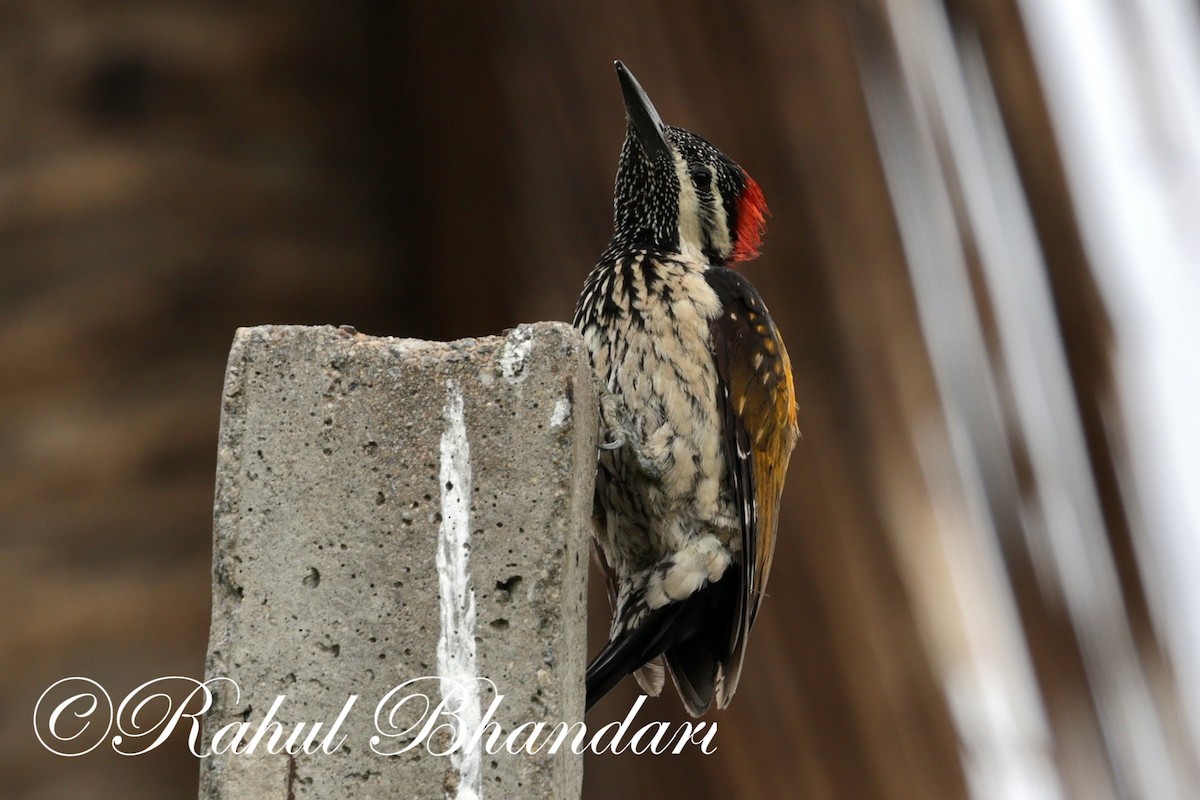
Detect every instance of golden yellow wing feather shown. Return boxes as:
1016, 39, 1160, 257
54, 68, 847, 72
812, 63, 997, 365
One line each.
705, 267, 798, 703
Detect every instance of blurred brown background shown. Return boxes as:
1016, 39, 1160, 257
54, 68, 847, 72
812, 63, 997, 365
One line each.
3, 1, 1198, 798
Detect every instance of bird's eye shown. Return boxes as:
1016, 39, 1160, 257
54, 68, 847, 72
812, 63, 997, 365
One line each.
690, 169, 712, 190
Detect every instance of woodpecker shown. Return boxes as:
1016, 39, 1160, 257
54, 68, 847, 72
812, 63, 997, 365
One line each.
574, 62, 799, 716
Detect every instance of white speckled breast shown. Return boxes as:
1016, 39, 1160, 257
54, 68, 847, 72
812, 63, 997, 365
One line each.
574, 250, 738, 594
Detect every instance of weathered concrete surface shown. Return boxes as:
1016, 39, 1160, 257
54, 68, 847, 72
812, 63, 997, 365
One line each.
199, 323, 595, 799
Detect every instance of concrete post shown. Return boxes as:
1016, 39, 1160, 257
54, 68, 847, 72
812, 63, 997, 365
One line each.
199, 323, 595, 799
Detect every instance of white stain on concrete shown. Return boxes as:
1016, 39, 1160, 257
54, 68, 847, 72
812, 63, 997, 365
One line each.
436, 383, 481, 800
498, 326, 533, 381
549, 397, 571, 430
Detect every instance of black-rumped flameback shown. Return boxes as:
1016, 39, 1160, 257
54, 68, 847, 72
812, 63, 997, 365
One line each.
574, 62, 799, 716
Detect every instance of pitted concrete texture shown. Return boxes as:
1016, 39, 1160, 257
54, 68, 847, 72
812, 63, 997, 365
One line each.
199, 323, 595, 799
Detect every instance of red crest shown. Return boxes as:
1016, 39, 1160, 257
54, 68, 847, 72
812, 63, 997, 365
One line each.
731, 170, 769, 263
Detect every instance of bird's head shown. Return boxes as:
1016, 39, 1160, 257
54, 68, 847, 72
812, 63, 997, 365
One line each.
610, 61, 768, 266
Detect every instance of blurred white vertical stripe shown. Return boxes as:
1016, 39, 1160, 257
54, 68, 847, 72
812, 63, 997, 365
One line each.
1018, 0, 1200, 752
861, 2, 1068, 797
862, 0, 1200, 795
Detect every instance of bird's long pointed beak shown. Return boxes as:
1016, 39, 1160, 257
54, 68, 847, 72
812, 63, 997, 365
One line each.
615, 61, 670, 161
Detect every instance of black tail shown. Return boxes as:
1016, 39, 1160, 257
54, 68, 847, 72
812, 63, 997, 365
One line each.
585, 572, 739, 713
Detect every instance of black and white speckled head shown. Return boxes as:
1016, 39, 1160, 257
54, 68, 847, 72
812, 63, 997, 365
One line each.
609, 61, 768, 266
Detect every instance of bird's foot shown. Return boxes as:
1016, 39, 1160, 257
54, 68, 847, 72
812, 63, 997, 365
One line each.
597, 387, 633, 452
596, 386, 665, 481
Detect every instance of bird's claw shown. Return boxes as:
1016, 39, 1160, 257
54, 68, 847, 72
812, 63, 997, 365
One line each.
597, 387, 663, 480
598, 387, 633, 450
